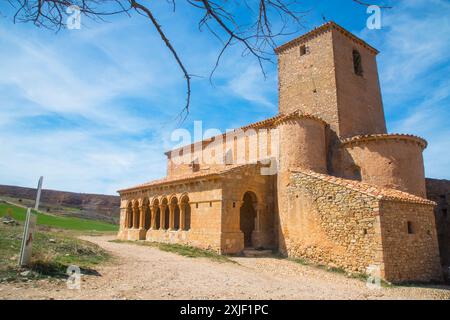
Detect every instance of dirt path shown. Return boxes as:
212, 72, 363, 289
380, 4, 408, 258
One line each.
1, 235, 449, 300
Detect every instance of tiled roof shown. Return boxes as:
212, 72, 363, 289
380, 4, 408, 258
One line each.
290, 168, 436, 205
273, 109, 327, 126
164, 109, 325, 156
118, 164, 254, 193
341, 133, 428, 149
274, 21, 379, 55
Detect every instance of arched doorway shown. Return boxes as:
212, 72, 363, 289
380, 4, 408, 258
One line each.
240, 191, 257, 248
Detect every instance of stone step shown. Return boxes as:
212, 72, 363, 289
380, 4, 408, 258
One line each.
242, 248, 274, 257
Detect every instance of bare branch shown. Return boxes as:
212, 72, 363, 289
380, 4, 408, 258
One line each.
4, 0, 392, 122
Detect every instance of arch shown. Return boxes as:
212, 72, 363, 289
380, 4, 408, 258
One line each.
126, 201, 133, 229
151, 197, 160, 207
180, 195, 191, 231
168, 194, 178, 204
240, 191, 258, 247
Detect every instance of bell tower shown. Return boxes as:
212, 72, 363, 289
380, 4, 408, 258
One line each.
275, 21, 387, 138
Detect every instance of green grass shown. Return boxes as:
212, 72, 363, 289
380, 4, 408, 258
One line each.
0, 202, 118, 232
112, 239, 236, 264
0, 223, 111, 281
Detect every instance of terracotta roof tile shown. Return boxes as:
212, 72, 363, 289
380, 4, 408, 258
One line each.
118, 164, 254, 193
290, 168, 436, 205
165, 109, 325, 155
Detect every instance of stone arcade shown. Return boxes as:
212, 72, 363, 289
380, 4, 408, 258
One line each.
117, 22, 448, 283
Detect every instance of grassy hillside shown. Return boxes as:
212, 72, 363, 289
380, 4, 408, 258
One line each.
0, 202, 118, 232
0, 202, 115, 281
0, 185, 120, 223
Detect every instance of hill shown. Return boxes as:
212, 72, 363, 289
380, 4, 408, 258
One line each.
0, 184, 119, 224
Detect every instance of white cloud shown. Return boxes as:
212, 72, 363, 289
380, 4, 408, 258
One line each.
362, 0, 450, 179
225, 64, 277, 109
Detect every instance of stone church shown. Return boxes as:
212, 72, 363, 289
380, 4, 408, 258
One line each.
117, 22, 449, 283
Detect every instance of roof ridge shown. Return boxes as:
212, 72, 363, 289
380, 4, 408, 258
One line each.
274, 21, 379, 55
118, 164, 256, 193
290, 168, 435, 205
165, 109, 326, 156
341, 133, 428, 149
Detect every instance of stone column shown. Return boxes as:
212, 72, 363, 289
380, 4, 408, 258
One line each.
168, 204, 175, 231
253, 203, 261, 232
160, 204, 166, 230
252, 203, 265, 248
139, 206, 145, 230
123, 209, 128, 229
180, 203, 186, 231
150, 206, 156, 230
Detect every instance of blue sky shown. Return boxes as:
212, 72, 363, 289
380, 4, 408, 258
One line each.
0, 0, 449, 195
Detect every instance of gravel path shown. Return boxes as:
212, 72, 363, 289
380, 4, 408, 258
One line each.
1, 235, 449, 300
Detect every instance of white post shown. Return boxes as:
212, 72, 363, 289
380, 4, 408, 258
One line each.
34, 176, 43, 211
18, 177, 43, 267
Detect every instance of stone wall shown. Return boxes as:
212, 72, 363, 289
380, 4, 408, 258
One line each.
379, 201, 442, 282
426, 178, 450, 274
340, 135, 427, 197
282, 170, 442, 283
118, 176, 224, 252
277, 116, 327, 173
118, 165, 276, 254
331, 28, 386, 138
166, 125, 278, 178
277, 23, 386, 138
277, 29, 338, 129
282, 170, 383, 275
221, 165, 276, 253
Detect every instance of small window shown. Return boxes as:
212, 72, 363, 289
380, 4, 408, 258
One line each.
210, 202, 213, 207
407, 221, 414, 234
352, 49, 363, 76
195, 203, 199, 209
300, 45, 308, 56
190, 159, 200, 172
232, 202, 236, 208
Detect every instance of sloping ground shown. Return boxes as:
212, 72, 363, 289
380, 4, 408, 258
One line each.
1, 235, 449, 300
0, 184, 119, 223
0, 203, 118, 232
